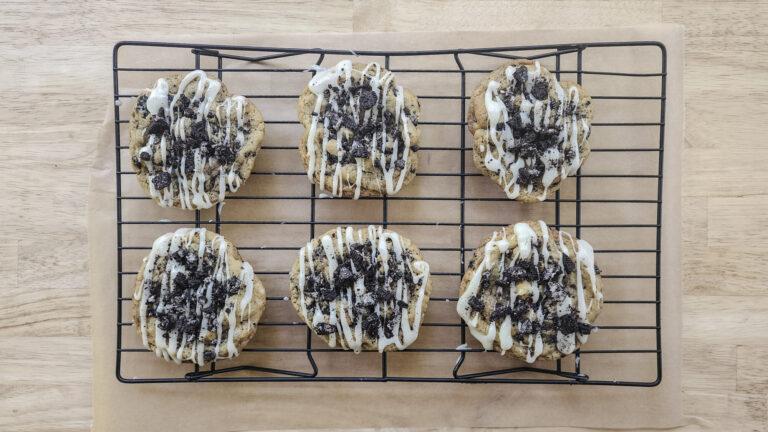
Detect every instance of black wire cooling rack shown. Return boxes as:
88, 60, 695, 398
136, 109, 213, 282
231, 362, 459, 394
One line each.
113, 40, 666, 385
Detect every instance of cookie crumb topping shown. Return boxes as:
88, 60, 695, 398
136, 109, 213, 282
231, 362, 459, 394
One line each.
481, 62, 592, 201
304, 60, 419, 198
294, 226, 430, 352
135, 228, 255, 365
457, 221, 602, 362
134, 71, 255, 209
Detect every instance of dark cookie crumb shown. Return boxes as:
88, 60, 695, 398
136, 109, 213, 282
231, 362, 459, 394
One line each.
513, 66, 528, 85
363, 313, 380, 338
562, 254, 575, 274
152, 172, 171, 190
358, 90, 378, 110
146, 117, 169, 136
314, 322, 336, 335
490, 303, 512, 321
577, 321, 592, 335
468, 295, 485, 313
557, 313, 577, 335
531, 79, 549, 100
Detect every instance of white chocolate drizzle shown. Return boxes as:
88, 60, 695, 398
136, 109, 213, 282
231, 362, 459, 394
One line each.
456, 221, 600, 363
134, 228, 255, 364
305, 60, 416, 198
481, 62, 591, 201
295, 226, 430, 352
137, 70, 251, 209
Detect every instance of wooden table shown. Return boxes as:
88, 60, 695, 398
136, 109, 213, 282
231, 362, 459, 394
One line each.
1, 1, 764, 430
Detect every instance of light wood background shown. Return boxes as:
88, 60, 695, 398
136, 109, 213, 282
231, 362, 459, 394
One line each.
1, 1, 765, 430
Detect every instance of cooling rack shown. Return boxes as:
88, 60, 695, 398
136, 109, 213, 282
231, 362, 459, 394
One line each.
113, 40, 666, 385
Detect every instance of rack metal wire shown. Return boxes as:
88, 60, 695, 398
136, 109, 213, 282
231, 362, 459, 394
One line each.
113, 40, 666, 385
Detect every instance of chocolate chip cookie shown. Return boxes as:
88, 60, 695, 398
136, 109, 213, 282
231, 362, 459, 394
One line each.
457, 221, 603, 362
132, 228, 266, 365
289, 226, 432, 352
297, 60, 421, 198
129, 71, 265, 209
468, 60, 594, 202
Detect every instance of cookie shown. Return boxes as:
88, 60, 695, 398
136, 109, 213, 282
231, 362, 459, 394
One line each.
297, 60, 421, 198
129, 71, 265, 209
132, 228, 266, 365
289, 226, 432, 352
457, 221, 603, 362
468, 60, 594, 202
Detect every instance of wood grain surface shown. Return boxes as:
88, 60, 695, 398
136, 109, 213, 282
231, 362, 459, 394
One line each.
1, 1, 765, 430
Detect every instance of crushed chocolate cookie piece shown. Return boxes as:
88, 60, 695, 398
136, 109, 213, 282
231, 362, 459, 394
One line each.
349, 143, 370, 159
139, 151, 152, 161
357, 292, 376, 308
340, 114, 357, 131
190, 120, 208, 143
374, 285, 394, 302
349, 243, 366, 270
363, 313, 380, 338
176, 94, 190, 113
577, 321, 592, 335
335, 265, 354, 289
382, 316, 396, 338
480, 270, 491, 290
314, 322, 336, 335
320, 285, 337, 302
540, 266, 559, 282
157, 314, 175, 331
561, 254, 575, 274
490, 303, 512, 321
146, 117, 169, 136
509, 302, 529, 321
214, 144, 236, 165
173, 272, 189, 290
516, 167, 541, 186
594, 265, 601, 275
183, 316, 200, 335
506, 260, 537, 283
152, 172, 172, 190
547, 281, 567, 302
557, 313, 577, 335
519, 319, 534, 334
494, 272, 512, 289
468, 295, 485, 313
203, 350, 216, 362
136, 94, 148, 112
513, 66, 528, 86
564, 149, 576, 164
394, 159, 406, 169
358, 90, 378, 110
226, 276, 241, 295
531, 79, 549, 100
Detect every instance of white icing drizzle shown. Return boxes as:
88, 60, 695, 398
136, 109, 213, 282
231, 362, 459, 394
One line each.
481, 62, 590, 201
457, 221, 600, 363
134, 228, 255, 364
295, 226, 430, 353
305, 60, 415, 198
138, 71, 249, 209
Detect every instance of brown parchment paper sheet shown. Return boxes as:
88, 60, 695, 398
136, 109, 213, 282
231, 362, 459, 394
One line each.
89, 25, 685, 430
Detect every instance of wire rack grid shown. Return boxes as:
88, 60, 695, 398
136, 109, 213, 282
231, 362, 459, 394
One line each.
112, 40, 666, 385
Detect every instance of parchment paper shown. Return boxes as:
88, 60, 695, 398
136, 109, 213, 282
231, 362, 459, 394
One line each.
89, 25, 684, 430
